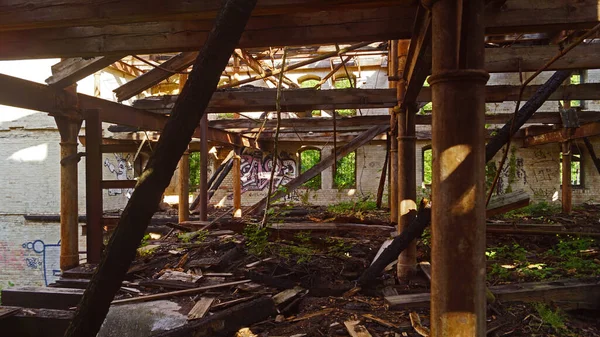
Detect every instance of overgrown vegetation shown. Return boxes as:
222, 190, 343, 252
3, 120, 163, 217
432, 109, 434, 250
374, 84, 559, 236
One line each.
177, 229, 209, 244
334, 151, 356, 189
299, 149, 321, 190
534, 302, 569, 334
243, 224, 270, 256
189, 152, 200, 190
327, 198, 377, 215
502, 201, 561, 220
487, 237, 600, 283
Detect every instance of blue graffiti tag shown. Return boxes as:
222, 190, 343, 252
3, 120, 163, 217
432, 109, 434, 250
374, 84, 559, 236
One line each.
22, 240, 61, 286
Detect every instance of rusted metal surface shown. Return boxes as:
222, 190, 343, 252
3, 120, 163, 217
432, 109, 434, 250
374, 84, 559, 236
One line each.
561, 141, 572, 214
396, 39, 417, 282
84, 109, 103, 264
232, 155, 242, 218
198, 115, 209, 221
430, 0, 488, 336
55, 115, 82, 271
178, 150, 190, 223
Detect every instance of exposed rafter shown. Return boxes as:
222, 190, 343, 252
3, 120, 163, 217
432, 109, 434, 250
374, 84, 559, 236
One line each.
1, 1, 598, 59
0, 73, 258, 149
46, 56, 124, 88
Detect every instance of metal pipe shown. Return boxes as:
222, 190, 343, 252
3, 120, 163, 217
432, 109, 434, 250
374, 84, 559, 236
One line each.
430, 0, 488, 336
396, 40, 416, 282
56, 116, 83, 270
198, 114, 209, 221
178, 150, 190, 222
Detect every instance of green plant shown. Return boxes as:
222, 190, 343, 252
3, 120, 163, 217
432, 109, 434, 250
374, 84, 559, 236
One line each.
294, 231, 312, 244
326, 237, 353, 257
279, 244, 315, 264
299, 149, 321, 190
534, 302, 567, 332
334, 152, 356, 189
139, 233, 151, 247
488, 263, 512, 281
486, 244, 527, 263
502, 201, 561, 219
420, 228, 431, 247
327, 199, 377, 215
177, 229, 208, 244
243, 224, 270, 256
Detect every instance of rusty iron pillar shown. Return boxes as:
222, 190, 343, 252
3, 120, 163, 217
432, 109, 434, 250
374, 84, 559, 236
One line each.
84, 109, 103, 264
429, 0, 489, 336
198, 114, 209, 221
232, 154, 242, 217
55, 115, 82, 271
396, 40, 418, 282
178, 150, 190, 223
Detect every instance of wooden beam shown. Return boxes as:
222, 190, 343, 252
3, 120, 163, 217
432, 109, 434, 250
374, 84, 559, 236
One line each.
114, 52, 199, 101
0, 0, 405, 32
418, 82, 600, 103
523, 121, 600, 147
1, 287, 83, 310
101, 180, 137, 189
402, 5, 431, 104
46, 56, 124, 88
0, 1, 597, 60
247, 124, 389, 214
583, 137, 600, 174
135, 88, 398, 114
0, 73, 258, 149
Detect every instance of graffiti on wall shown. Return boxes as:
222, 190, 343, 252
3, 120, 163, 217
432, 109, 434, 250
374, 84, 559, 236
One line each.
104, 153, 134, 198
22, 240, 61, 286
495, 156, 527, 194
240, 152, 297, 193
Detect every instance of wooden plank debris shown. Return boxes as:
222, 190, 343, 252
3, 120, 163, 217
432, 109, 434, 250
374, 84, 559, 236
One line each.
485, 190, 530, 217
385, 278, 600, 309
187, 297, 215, 320
152, 296, 276, 337
1, 287, 84, 310
0, 307, 73, 337
272, 286, 305, 305
269, 223, 394, 233
112, 279, 251, 305
46, 56, 123, 88
344, 320, 373, 337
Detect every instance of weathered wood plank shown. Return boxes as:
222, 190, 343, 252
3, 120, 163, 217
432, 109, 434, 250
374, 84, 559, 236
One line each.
0, 307, 73, 337
523, 121, 600, 147
485, 190, 530, 217
268, 222, 394, 233
114, 52, 199, 102
46, 56, 123, 88
188, 297, 215, 320
1, 287, 84, 310
1, 1, 598, 59
385, 279, 600, 309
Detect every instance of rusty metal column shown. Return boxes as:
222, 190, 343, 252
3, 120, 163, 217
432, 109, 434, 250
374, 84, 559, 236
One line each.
55, 116, 83, 271
232, 154, 242, 217
84, 109, 103, 264
561, 141, 572, 214
178, 150, 190, 222
389, 40, 399, 225
396, 40, 417, 281
198, 115, 209, 221
429, 0, 489, 336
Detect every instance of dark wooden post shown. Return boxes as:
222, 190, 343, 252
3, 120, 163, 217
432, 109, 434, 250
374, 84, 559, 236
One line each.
562, 141, 572, 214
430, 0, 488, 335
55, 115, 82, 271
389, 40, 399, 224
396, 40, 417, 281
64, 1, 258, 336
199, 115, 209, 221
84, 109, 103, 264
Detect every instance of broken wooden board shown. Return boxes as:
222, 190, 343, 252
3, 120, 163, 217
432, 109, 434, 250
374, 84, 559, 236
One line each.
188, 297, 215, 320
152, 296, 276, 337
486, 190, 530, 217
1, 286, 83, 310
385, 278, 600, 309
344, 320, 373, 337
485, 222, 566, 231
0, 306, 73, 337
268, 222, 394, 233
418, 262, 432, 282
272, 286, 305, 305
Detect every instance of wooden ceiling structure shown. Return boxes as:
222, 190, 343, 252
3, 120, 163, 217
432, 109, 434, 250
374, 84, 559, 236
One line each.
1, 1, 600, 336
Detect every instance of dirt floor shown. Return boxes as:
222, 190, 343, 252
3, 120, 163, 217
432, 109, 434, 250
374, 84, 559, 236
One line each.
112, 201, 600, 336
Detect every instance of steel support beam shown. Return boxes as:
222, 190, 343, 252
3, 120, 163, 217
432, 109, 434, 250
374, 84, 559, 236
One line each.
430, 0, 488, 335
